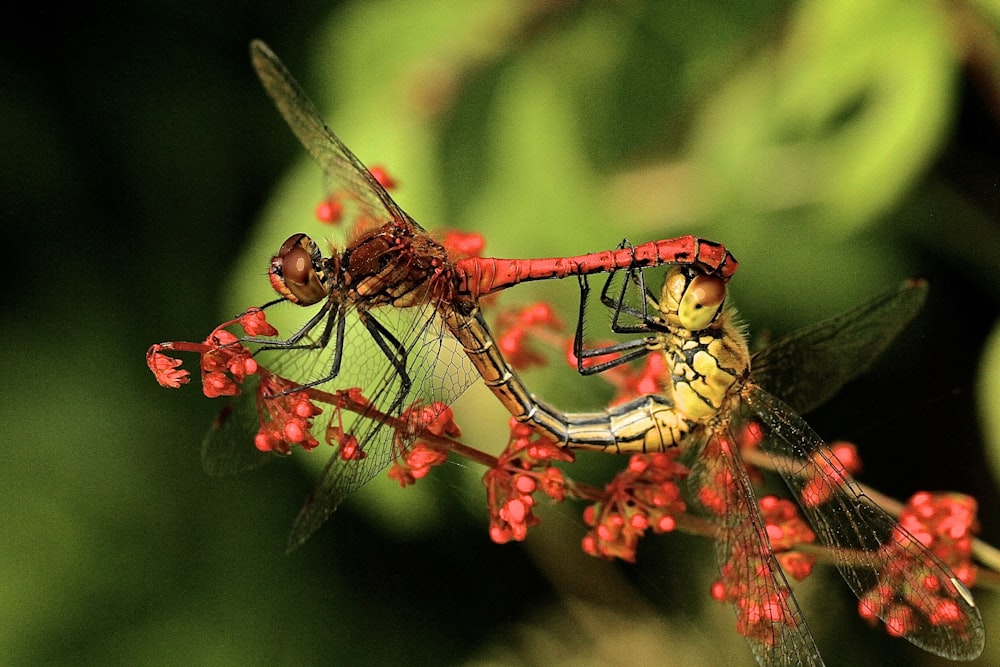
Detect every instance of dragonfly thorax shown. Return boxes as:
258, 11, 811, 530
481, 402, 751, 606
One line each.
665, 317, 748, 422
344, 221, 452, 308
655, 269, 748, 423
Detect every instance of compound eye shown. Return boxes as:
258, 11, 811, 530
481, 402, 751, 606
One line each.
268, 234, 330, 306
677, 273, 726, 330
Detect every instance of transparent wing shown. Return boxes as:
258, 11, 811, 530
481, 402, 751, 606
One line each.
282, 299, 481, 551
201, 374, 277, 475
752, 280, 927, 415
249, 39, 414, 231
686, 425, 824, 666
745, 387, 985, 660
199, 293, 483, 549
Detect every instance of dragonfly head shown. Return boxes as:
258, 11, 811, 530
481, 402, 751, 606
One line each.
660, 267, 726, 331
269, 233, 333, 306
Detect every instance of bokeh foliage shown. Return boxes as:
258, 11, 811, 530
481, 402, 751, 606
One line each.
2, 1, 999, 665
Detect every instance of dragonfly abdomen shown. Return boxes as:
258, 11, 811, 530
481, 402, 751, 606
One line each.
451, 236, 738, 298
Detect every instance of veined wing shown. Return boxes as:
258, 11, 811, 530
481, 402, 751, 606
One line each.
752, 280, 927, 415
686, 424, 823, 666
199, 289, 484, 550
279, 296, 483, 552
198, 305, 395, 478
201, 372, 279, 475
745, 387, 985, 660
249, 39, 412, 230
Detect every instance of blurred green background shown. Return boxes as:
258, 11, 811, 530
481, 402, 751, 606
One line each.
3, 1, 1000, 665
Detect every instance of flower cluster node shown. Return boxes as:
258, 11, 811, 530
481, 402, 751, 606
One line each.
368, 165, 396, 190
401, 402, 462, 441
147, 346, 190, 389
618, 352, 670, 400
758, 495, 817, 580
146, 310, 274, 398
758, 496, 816, 552
694, 447, 735, 517
581, 452, 688, 563
200, 330, 257, 398
502, 420, 574, 468
568, 343, 670, 405
712, 556, 801, 647
237, 308, 279, 337
485, 469, 543, 543
740, 421, 765, 449
897, 492, 979, 587
336, 432, 363, 461
799, 441, 862, 508
388, 442, 448, 487
386, 402, 458, 487
253, 375, 323, 455
315, 197, 344, 224
708, 494, 818, 643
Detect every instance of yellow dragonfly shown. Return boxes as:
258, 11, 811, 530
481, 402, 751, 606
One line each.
562, 266, 985, 665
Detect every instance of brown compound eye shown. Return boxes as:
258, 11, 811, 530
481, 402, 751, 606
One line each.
268, 234, 331, 306
677, 273, 726, 331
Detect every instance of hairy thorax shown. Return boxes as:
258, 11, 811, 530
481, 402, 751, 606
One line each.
344, 221, 451, 308
665, 313, 749, 424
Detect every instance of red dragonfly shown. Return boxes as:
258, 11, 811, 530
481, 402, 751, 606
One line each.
561, 267, 985, 664
150, 40, 736, 551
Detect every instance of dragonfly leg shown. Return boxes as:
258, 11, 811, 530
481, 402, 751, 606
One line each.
598, 270, 645, 329
244, 300, 335, 350
573, 274, 661, 375
356, 309, 412, 415
263, 305, 349, 395
597, 264, 665, 334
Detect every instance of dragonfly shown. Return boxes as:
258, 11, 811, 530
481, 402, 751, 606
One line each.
172, 40, 737, 551
557, 266, 985, 665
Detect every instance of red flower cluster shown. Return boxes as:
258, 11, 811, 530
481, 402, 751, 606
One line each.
317, 387, 371, 461
483, 420, 572, 543
314, 167, 398, 226
387, 443, 449, 487
800, 441, 862, 508
146, 308, 276, 398
313, 164, 397, 229
315, 197, 344, 224
387, 402, 460, 487
711, 546, 800, 647
758, 495, 817, 580
253, 372, 324, 455
368, 165, 396, 190
897, 492, 979, 587
147, 309, 331, 457
694, 427, 772, 518
694, 438, 738, 516
713, 575, 799, 650
858, 492, 980, 639
709, 495, 817, 646
581, 451, 688, 562
568, 342, 670, 406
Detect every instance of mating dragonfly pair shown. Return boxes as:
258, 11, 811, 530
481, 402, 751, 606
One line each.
147, 40, 984, 666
